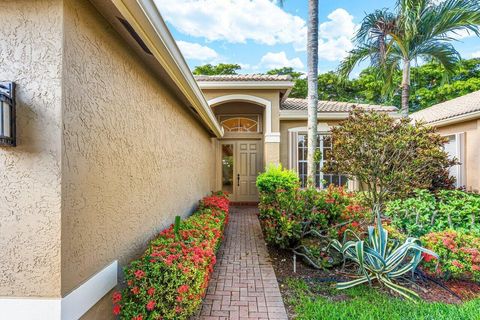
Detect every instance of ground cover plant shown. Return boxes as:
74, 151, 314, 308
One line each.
283, 278, 480, 320
112, 193, 229, 320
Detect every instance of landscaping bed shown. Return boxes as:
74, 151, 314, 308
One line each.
112, 192, 229, 320
256, 163, 480, 319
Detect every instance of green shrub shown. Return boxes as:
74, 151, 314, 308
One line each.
325, 109, 456, 210
257, 182, 370, 252
112, 193, 229, 320
421, 230, 480, 282
256, 164, 299, 194
385, 189, 480, 237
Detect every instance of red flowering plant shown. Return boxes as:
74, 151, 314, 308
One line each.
112, 193, 229, 320
421, 230, 480, 281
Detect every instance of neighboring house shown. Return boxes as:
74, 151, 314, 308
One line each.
411, 90, 480, 193
0, 1, 396, 319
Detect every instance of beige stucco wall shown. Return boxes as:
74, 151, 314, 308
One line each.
0, 0, 63, 297
61, 0, 215, 317
435, 119, 480, 192
0, 0, 216, 315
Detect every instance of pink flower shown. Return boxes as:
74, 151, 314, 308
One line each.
134, 269, 145, 279
177, 284, 189, 294
113, 304, 121, 315
112, 291, 122, 303
146, 300, 156, 311
147, 287, 155, 296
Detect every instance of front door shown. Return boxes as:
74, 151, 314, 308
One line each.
221, 140, 262, 202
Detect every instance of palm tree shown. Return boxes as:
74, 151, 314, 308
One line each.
278, 0, 319, 187
306, 0, 319, 187
339, 0, 480, 116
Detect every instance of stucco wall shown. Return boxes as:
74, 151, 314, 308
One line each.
435, 119, 480, 192
0, 0, 63, 297
61, 0, 216, 306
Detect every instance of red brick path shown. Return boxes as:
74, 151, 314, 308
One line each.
195, 207, 288, 320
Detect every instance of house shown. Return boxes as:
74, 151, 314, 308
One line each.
0, 1, 396, 319
411, 90, 480, 192
197, 75, 397, 200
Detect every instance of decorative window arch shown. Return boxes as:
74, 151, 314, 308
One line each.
208, 94, 279, 142
219, 115, 260, 132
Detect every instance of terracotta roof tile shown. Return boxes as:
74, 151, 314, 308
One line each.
410, 90, 480, 124
281, 98, 397, 112
194, 74, 292, 81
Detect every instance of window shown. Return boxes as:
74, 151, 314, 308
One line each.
219, 115, 260, 133
293, 132, 348, 188
443, 133, 465, 188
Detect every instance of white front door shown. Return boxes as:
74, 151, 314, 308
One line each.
220, 140, 262, 202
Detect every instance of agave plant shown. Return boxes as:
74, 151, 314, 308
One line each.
330, 215, 438, 301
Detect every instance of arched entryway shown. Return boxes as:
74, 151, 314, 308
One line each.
209, 95, 270, 202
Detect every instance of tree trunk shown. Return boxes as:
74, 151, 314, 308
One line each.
401, 58, 411, 117
307, 0, 319, 188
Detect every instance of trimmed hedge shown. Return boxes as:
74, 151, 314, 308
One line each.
112, 193, 229, 320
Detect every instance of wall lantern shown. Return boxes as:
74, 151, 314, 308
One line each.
0, 82, 16, 147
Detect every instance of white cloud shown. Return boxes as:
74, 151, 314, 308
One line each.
471, 51, 480, 58
176, 40, 219, 61
259, 51, 304, 69
317, 8, 356, 61
155, 0, 307, 49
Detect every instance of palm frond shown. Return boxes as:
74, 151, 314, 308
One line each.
419, 0, 480, 41
416, 41, 460, 74
337, 46, 376, 81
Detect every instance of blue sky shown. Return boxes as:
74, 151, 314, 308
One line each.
155, 0, 480, 76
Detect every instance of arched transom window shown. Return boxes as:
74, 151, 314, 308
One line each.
219, 115, 260, 133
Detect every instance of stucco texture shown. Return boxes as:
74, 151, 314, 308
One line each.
0, 0, 63, 297
435, 119, 480, 192
61, 0, 216, 305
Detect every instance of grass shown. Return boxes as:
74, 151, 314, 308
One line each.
284, 278, 480, 320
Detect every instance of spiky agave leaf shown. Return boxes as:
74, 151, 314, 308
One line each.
331, 216, 439, 303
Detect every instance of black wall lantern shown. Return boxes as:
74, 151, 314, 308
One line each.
0, 82, 16, 147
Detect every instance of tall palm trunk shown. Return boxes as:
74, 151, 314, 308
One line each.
307, 0, 319, 187
401, 58, 411, 117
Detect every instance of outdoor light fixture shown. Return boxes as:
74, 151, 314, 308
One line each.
0, 82, 16, 147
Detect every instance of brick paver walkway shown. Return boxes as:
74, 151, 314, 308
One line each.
195, 207, 288, 320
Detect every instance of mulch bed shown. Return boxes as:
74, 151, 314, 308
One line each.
266, 243, 480, 317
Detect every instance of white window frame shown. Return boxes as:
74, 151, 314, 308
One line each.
442, 132, 466, 188
288, 124, 348, 189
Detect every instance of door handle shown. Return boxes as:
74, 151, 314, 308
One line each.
237, 174, 240, 187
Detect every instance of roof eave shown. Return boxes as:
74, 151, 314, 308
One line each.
415, 110, 480, 127
197, 81, 294, 90
279, 110, 401, 120
99, 0, 223, 137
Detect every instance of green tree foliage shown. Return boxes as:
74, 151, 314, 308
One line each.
266, 67, 307, 98
267, 58, 480, 111
192, 63, 241, 75
338, 0, 480, 116
324, 109, 455, 210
